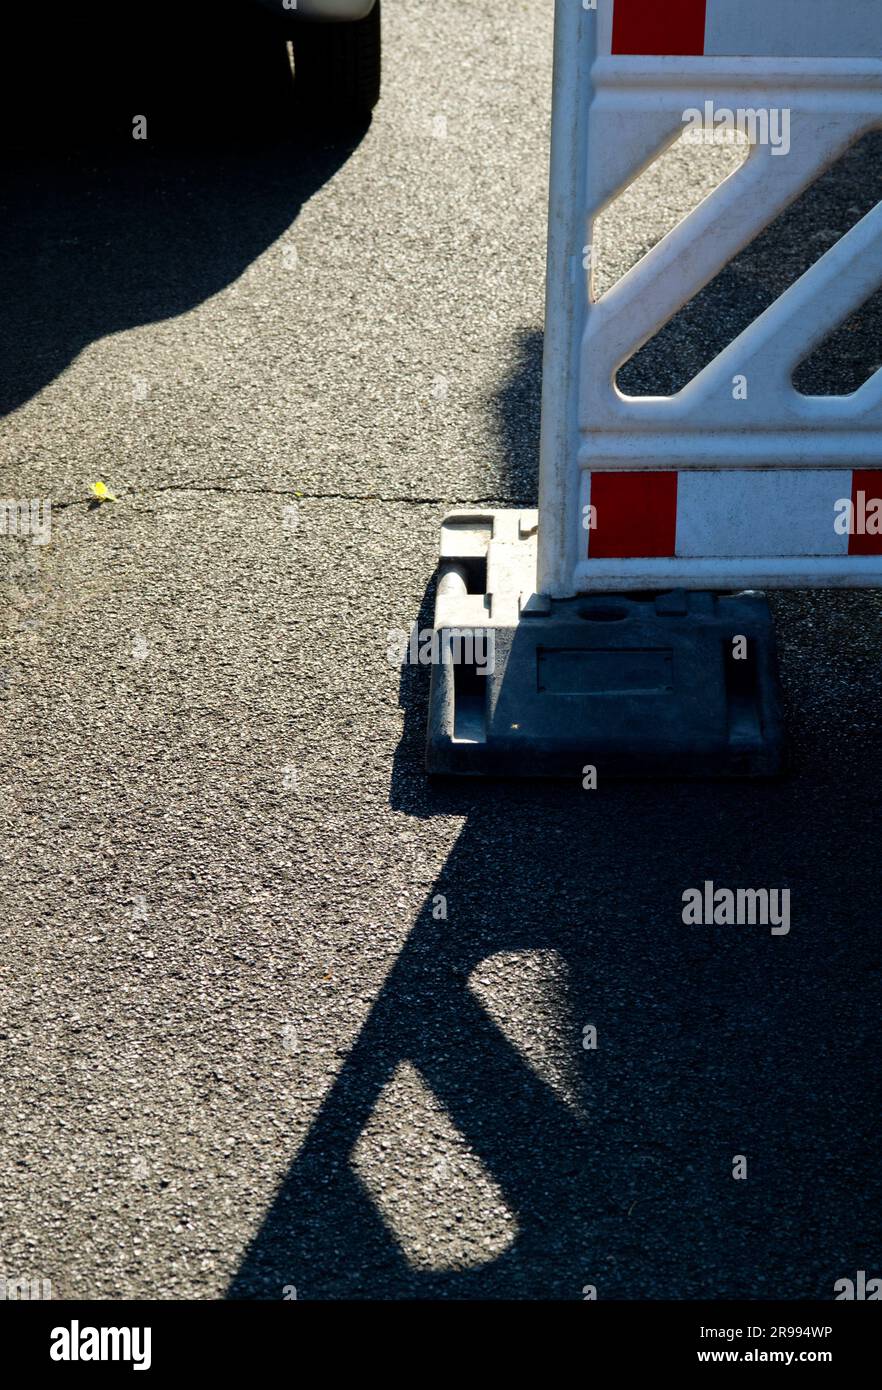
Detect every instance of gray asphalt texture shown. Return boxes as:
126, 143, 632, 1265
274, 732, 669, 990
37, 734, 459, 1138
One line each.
1, 1, 881, 1300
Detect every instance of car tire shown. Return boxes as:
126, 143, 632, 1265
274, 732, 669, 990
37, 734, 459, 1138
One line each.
293, 1, 381, 127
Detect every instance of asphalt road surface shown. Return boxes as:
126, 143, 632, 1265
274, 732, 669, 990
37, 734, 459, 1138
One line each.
1, 1, 881, 1300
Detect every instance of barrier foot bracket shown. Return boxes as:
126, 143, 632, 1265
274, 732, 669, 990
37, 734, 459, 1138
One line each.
425, 510, 787, 780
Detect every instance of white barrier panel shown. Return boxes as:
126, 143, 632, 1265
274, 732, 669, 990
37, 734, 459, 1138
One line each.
608, 0, 882, 61
537, 0, 882, 594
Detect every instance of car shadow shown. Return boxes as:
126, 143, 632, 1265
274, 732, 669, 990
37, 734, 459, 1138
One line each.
0, 1, 365, 420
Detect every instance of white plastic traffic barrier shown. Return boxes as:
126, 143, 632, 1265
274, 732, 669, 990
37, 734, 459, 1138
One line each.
537, 0, 882, 595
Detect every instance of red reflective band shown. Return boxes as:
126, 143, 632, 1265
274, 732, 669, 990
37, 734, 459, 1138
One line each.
848, 470, 882, 556
612, 0, 708, 56
589, 472, 679, 559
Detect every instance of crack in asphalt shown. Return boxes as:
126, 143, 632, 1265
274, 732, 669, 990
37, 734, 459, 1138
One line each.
48, 488, 528, 509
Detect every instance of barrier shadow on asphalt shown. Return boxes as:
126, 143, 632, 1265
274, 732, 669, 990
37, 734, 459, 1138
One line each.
230, 566, 882, 1298
0, 3, 365, 420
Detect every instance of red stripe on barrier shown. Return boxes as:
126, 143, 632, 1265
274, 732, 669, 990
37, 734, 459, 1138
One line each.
589, 472, 679, 559
848, 470, 882, 556
612, 0, 708, 56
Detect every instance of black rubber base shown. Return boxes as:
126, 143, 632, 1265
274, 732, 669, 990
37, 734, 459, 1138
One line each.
426, 591, 786, 779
